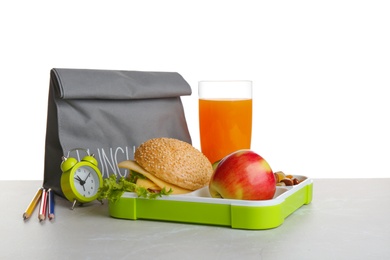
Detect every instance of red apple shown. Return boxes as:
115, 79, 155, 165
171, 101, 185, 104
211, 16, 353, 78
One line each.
209, 150, 276, 200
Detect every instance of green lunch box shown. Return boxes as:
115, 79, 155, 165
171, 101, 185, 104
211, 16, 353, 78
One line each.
108, 175, 313, 230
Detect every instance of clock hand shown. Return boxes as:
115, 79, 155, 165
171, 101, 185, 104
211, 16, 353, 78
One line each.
74, 175, 83, 183
83, 172, 91, 182
80, 173, 91, 192
74, 175, 86, 191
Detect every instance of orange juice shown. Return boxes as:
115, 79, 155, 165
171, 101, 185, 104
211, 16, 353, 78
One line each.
199, 98, 252, 163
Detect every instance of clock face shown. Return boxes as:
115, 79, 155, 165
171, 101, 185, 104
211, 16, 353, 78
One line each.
73, 166, 101, 198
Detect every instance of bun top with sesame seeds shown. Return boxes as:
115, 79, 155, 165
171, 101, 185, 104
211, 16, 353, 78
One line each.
133, 137, 213, 191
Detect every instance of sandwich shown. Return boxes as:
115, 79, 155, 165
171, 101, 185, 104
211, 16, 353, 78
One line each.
118, 137, 213, 194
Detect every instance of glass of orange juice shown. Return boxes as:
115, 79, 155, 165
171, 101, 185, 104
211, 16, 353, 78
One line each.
198, 81, 252, 164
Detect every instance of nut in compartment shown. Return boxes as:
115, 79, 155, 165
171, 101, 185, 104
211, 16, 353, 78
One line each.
274, 171, 302, 186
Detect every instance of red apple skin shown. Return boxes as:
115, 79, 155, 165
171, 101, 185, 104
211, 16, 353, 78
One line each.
209, 150, 276, 200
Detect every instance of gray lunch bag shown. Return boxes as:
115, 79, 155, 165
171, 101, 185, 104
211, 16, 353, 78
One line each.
43, 68, 192, 197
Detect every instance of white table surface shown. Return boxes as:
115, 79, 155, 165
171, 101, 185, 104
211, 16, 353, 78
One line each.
2, 179, 390, 259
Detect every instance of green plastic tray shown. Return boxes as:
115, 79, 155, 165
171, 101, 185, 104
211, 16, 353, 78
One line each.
108, 175, 313, 230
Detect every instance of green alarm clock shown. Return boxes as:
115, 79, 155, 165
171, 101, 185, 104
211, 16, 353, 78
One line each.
60, 148, 103, 209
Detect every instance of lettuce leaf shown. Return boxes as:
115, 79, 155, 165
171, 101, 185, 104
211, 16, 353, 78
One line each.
97, 174, 172, 203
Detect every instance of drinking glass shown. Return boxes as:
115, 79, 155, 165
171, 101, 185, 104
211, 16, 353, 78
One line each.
198, 81, 252, 163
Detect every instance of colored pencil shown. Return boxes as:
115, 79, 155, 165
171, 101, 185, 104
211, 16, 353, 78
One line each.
48, 189, 55, 220
38, 189, 48, 222
23, 187, 43, 220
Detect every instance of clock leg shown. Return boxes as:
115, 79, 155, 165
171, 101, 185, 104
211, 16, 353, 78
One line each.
71, 199, 77, 210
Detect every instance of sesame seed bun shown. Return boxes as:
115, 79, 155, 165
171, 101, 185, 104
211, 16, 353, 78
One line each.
134, 137, 213, 190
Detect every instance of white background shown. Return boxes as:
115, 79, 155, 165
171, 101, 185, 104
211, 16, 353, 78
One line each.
1, 0, 389, 180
